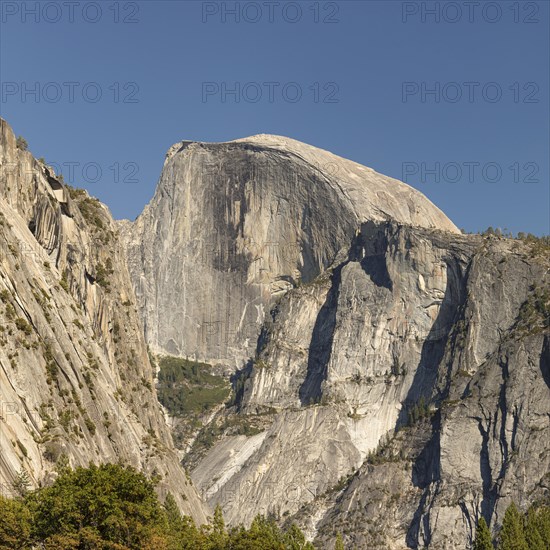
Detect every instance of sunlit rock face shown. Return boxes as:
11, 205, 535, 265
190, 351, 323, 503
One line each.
188, 222, 548, 550
0, 118, 208, 523
125, 130, 548, 547
121, 134, 458, 367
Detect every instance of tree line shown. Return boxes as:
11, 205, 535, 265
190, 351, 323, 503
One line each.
474, 501, 550, 550
0, 463, 315, 549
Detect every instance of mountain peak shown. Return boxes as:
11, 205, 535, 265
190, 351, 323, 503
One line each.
163, 132, 459, 234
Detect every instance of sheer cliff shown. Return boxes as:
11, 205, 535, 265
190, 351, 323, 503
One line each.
121, 135, 549, 549
120, 135, 458, 366
0, 118, 207, 523
256, 224, 549, 549
3, 117, 547, 549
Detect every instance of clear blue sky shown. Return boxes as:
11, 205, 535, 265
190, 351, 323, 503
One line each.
1, 1, 548, 235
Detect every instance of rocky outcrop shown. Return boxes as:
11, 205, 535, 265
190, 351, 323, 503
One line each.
6, 119, 544, 549
122, 135, 550, 548
284, 227, 549, 549
120, 135, 458, 366
121, 133, 548, 548
0, 118, 208, 523
188, 222, 548, 548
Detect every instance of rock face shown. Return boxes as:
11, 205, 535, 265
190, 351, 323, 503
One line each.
122, 133, 549, 549
260, 225, 549, 549
186, 222, 549, 549
0, 118, 208, 523
121, 135, 458, 366
6, 118, 546, 548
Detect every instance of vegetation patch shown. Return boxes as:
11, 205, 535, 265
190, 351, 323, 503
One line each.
406, 396, 432, 426
0, 463, 313, 549
516, 284, 550, 337
75, 196, 104, 230
94, 259, 114, 291
518, 233, 550, 260
16, 136, 28, 151
14, 318, 32, 335
66, 186, 113, 244
473, 500, 550, 549
59, 271, 70, 293
157, 356, 230, 416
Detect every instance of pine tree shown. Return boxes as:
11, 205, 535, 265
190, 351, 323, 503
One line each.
207, 504, 229, 549
15, 136, 28, 151
335, 532, 345, 550
283, 523, 315, 549
11, 470, 31, 497
163, 493, 182, 526
164, 492, 201, 549
499, 502, 528, 550
473, 517, 493, 550
524, 505, 550, 550
538, 506, 550, 546
0, 494, 31, 548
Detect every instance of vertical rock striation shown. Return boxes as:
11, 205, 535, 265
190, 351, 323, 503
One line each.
122, 134, 548, 547
120, 135, 458, 366
0, 118, 207, 523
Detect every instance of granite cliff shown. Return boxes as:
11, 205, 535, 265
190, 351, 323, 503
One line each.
122, 135, 549, 549
0, 118, 207, 523
1, 117, 548, 549
120, 134, 458, 366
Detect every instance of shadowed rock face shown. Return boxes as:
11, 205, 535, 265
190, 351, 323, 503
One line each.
0, 118, 207, 523
121, 135, 458, 366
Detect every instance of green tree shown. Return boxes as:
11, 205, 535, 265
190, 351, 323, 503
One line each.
537, 506, 550, 545
499, 502, 528, 550
11, 470, 31, 497
248, 515, 281, 547
524, 511, 545, 550
206, 504, 229, 549
0, 463, 314, 550
163, 493, 182, 527
0, 494, 31, 549
25, 463, 167, 549
228, 515, 286, 549
473, 517, 493, 550
163, 493, 201, 550
15, 136, 28, 151
524, 505, 550, 549
283, 523, 314, 549
335, 532, 345, 550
